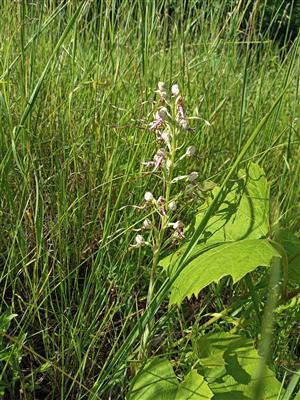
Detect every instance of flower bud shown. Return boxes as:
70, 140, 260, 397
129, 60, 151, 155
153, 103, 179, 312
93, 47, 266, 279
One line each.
142, 218, 152, 230
188, 171, 198, 182
179, 118, 188, 130
168, 201, 177, 211
157, 107, 168, 121
157, 196, 165, 205
173, 220, 184, 230
158, 82, 166, 92
186, 145, 196, 157
171, 84, 180, 96
157, 82, 167, 101
166, 159, 172, 170
154, 149, 165, 159
144, 191, 154, 202
135, 234, 145, 246
160, 131, 170, 143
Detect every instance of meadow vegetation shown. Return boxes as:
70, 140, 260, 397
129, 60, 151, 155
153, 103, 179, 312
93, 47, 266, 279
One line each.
0, 1, 300, 399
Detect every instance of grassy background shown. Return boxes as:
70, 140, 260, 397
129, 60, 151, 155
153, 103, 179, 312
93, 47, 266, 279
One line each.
0, 1, 300, 398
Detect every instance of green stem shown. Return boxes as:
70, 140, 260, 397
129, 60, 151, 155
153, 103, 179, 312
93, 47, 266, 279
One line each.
268, 239, 289, 301
245, 274, 262, 325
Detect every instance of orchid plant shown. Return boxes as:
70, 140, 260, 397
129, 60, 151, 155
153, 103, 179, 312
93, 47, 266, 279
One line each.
131, 82, 200, 358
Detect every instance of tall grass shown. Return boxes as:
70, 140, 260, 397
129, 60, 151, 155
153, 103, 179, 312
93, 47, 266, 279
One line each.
0, 0, 299, 398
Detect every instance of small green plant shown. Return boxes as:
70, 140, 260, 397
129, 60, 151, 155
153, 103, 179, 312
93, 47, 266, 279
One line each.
0, 311, 23, 398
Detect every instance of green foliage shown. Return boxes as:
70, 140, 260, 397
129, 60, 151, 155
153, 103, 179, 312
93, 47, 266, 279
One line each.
129, 333, 283, 399
159, 163, 280, 305
167, 239, 278, 305
0, 0, 299, 398
0, 311, 24, 397
274, 229, 300, 283
196, 333, 282, 399
128, 358, 213, 400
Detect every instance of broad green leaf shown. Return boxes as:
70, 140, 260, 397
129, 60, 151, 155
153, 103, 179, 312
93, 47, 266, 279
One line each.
193, 163, 270, 242
128, 359, 213, 400
168, 239, 279, 305
195, 333, 282, 399
175, 370, 213, 399
128, 358, 178, 400
159, 163, 274, 304
274, 229, 300, 283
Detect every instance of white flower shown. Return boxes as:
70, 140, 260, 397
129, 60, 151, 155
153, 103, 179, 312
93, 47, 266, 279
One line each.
158, 82, 166, 92
135, 234, 145, 246
186, 145, 196, 157
154, 148, 165, 159
171, 84, 180, 96
173, 229, 185, 240
173, 220, 184, 230
188, 171, 198, 182
160, 131, 170, 143
157, 107, 168, 121
144, 191, 154, 202
166, 159, 172, 170
178, 118, 188, 130
168, 201, 177, 211
142, 218, 152, 230
157, 82, 167, 100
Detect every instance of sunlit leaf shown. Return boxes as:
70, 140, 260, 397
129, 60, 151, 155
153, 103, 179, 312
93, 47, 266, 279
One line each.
129, 358, 177, 400
195, 333, 282, 399
168, 239, 279, 305
193, 162, 270, 242
159, 163, 277, 305
128, 359, 213, 400
175, 370, 213, 399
